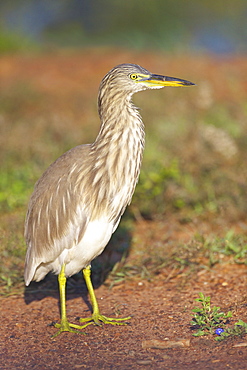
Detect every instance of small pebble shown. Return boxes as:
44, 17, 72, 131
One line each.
136, 360, 152, 366
142, 338, 190, 349
233, 342, 247, 348
227, 349, 235, 355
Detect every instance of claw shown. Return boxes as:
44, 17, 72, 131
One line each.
81, 266, 131, 328
52, 265, 131, 337
79, 313, 131, 327
52, 320, 87, 338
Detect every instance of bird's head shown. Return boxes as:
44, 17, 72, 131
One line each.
100, 63, 195, 96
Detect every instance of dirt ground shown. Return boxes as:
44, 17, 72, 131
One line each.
1, 218, 247, 370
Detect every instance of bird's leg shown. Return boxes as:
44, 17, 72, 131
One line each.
79, 265, 131, 327
53, 264, 87, 337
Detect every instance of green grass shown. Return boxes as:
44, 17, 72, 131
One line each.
105, 230, 247, 289
0, 211, 26, 295
0, 28, 38, 53
203, 231, 247, 266
0, 166, 34, 213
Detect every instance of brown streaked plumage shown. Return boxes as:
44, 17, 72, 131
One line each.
24, 63, 194, 336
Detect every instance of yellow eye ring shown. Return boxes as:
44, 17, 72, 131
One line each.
130, 74, 138, 80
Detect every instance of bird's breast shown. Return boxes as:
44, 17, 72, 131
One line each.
62, 217, 115, 276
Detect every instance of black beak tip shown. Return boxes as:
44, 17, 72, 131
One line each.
186, 81, 196, 86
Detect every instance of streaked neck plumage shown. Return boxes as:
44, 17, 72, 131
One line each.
89, 87, 145, 222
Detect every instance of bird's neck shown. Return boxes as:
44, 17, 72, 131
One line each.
96, 94, 144, 144
89, 94, 145, 220
94, 94, 145, 169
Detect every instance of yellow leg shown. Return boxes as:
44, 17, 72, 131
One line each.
53, 264, 88, 337
79, 265, 131, 327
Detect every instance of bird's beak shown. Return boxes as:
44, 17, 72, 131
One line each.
139, 74, 195, 88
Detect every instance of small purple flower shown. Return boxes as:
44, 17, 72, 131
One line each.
215, 328, 224, 335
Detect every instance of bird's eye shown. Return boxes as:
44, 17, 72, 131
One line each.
130, 74, 138, 80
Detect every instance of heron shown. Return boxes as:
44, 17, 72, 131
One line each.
24, 63, 194, 336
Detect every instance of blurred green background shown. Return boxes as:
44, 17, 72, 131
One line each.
1, 0, 247, 294
0, 0, 246, 53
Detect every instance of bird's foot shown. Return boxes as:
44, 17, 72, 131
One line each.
52, 320, 87, 338
79, 313, 131, 327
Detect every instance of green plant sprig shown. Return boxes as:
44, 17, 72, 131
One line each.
190, 292, 232, 336
215, 320, 247, 341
